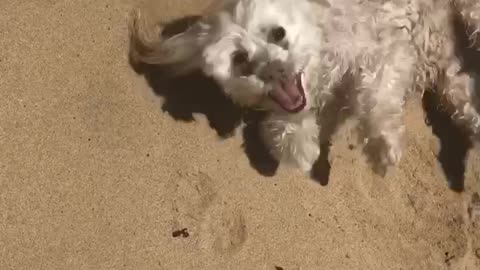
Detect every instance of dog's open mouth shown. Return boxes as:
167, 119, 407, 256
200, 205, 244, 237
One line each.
268, 72, 306, 113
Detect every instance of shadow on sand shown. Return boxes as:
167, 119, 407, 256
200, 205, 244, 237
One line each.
422, 90, 471, 192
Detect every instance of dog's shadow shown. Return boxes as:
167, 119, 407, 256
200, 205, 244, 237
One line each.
422, 90, 472, 192
133, 63, 283, 176
134, 64, 243, 137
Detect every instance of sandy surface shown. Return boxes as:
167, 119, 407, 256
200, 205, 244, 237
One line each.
1, 0, 480, 269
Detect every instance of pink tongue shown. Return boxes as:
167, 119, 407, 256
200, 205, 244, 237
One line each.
269, 75, 304, 112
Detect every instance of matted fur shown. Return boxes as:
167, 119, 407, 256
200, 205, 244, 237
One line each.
129, 0, 480, 176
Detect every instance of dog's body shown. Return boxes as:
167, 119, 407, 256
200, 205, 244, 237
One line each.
129, 0, 480, 176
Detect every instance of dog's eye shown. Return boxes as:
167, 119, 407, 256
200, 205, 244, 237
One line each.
232, 50, 249, 65
231, 50, 254, 76
271, 26, 286, 42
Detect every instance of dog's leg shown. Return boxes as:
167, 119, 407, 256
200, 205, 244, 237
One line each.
355, 44, 414, 176
260, 112, 320, 173
452, 0, 480, 114
310, 96, 351, 184
439, 62, 480, 141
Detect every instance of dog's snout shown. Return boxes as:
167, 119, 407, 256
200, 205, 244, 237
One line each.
259, 60, 288, 82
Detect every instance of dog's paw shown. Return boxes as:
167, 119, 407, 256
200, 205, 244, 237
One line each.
386, 140, 402, 165
363, 135, 403, 177
260, 113, 320, 172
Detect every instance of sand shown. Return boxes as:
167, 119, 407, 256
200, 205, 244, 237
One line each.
1, 0, 480, 269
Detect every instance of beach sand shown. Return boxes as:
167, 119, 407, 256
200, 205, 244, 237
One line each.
1, 0, 480, 269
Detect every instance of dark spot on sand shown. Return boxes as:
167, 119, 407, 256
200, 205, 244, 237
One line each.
172, 228, 189, 238
444, 252, 455, 264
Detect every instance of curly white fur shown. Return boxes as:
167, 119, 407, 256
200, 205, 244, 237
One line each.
129, 0, 480, 176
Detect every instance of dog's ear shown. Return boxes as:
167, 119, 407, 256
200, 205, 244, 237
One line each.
128, 8, 216, 74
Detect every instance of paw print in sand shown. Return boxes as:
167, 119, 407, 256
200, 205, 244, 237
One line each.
199, 202, 248, 255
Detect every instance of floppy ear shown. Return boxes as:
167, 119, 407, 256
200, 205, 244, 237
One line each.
128, 8, 215, 73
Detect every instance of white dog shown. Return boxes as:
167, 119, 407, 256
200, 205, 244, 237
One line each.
129, 0, 480, 176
